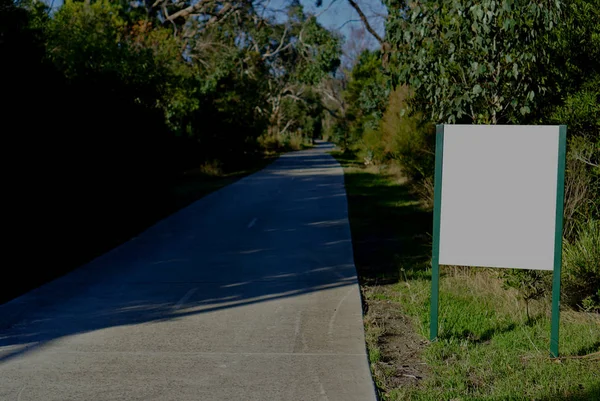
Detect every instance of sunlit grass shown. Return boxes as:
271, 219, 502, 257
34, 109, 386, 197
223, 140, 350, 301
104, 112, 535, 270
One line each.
333, 150, 600, 401
387, 271, 600, 400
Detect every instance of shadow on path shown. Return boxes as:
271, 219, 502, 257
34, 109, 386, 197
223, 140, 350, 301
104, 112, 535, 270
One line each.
0, 142, 359, 364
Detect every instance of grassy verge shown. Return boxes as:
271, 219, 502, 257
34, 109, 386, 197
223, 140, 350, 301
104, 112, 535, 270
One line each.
332, 150, 600, 401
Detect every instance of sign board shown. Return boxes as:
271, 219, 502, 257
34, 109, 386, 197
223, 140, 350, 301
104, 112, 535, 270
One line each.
430, 125, 567, 357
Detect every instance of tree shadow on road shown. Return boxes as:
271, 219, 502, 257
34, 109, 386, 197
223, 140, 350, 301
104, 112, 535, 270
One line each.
0, 144, 360, 364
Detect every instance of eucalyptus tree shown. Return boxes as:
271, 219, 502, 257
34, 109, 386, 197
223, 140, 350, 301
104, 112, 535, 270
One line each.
385, 0, 562, 124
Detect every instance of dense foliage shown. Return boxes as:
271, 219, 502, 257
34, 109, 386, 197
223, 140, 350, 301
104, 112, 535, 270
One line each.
326, 0, 599, 310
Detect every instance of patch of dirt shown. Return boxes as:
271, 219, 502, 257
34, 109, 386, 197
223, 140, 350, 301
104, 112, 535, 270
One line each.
362, 285, 430, 394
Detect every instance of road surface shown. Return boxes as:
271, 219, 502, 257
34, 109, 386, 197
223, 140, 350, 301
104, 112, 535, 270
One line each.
0, 142, 377, 401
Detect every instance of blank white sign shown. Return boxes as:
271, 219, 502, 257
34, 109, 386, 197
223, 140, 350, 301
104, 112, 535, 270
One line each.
438, 125, 561, 270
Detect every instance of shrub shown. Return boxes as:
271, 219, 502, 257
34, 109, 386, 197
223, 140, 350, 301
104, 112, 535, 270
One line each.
563, 135, 600, 238
501, 269, 552, 321
380, 86, 435, 182
198, 160, 223, 177
563, 219, 600, 311
358, 125, 386, 165
287, 132, 305, 151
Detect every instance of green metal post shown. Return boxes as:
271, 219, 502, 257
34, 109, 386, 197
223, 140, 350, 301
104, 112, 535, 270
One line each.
430, 125, 445, 341
550, 126, 567, 358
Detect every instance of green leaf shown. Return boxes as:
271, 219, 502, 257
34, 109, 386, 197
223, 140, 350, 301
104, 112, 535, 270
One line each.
412, 6, 421, 21
473, 84, 483, 95
528, 90, 535, 101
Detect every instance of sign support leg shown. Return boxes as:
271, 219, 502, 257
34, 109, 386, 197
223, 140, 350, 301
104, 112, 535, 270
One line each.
550, 126, 567, 358
430, 125, 445, 341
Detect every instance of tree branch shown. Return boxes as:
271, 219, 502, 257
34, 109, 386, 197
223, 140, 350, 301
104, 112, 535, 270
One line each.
279, 119, 295, 135
166, 0, 215, 23
345, 0, 384, 45
262, 27, 291, 59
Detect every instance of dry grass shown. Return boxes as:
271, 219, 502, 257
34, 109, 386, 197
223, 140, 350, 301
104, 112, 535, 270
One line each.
287, 132, 304, 150
198, 159, 223, 176
257, 131, 311, 152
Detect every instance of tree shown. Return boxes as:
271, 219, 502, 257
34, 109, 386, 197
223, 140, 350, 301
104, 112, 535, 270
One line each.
250, 6, 341, 142
385, 0, 562, 124
342, 49, 389, 147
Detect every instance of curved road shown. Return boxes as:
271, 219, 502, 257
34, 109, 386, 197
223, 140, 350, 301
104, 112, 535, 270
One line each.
0, 142, 376, 401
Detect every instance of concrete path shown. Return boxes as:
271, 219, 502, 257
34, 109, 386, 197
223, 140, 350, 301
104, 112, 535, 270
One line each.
0, 142, 377, 401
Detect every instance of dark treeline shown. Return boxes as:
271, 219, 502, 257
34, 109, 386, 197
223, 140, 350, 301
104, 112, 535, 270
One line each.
1, 0, 341, 302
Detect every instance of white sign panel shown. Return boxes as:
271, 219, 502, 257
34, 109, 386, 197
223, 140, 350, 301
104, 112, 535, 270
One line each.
438, 125, 561, 270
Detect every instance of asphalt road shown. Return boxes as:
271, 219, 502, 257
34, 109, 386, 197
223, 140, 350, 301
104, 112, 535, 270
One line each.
0, 142, 377, 401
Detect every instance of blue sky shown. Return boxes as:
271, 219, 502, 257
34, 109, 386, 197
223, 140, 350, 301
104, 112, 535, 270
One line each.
271, 0, 386, 50
295, 1, 385, 41
261, 0, 387, 66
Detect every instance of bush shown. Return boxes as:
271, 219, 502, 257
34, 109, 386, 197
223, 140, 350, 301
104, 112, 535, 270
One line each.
380, 87, 435, 181
563, 135, 600, 240
256, 131, 310, 153
287, 132, 305, 151
563, 219, 600, 311
257, 132, 285, 153
198, 160, 223, 177
501, 269, 552, 320
358, 125, 385, 165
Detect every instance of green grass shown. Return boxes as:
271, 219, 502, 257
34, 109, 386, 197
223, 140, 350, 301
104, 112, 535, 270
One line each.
387, 274, 600, 401
332, 150, 600, 401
